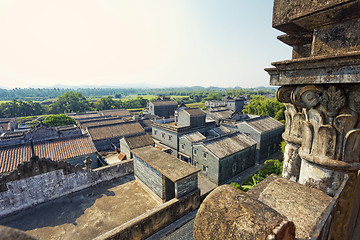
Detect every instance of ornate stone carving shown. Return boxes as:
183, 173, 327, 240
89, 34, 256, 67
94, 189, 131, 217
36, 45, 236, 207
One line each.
348, 85, 360, 114
291, 85, 322, 109
282, 104, 304, 181
276, 86, 294, 103
319, 85, 346, 119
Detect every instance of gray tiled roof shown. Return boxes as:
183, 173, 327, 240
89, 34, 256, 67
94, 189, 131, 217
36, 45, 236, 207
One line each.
199, 132, 256, 159
123, 133, 154, 149
245, 116, 283, 133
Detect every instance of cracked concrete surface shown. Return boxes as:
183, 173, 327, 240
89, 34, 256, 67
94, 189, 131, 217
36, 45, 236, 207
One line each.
0, 174, 161, 240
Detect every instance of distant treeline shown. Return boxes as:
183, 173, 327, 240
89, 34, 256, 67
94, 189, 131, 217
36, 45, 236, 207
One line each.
0, 92, 149, 118
0, 87, 276, 101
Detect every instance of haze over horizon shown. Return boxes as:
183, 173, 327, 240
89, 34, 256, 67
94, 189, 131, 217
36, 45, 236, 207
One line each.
0, 1, 291, 89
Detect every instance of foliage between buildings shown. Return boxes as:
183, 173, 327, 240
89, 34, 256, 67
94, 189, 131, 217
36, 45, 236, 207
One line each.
230, 159, 283, 192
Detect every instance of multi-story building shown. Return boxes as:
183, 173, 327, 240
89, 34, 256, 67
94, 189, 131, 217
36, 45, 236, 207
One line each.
152, 108, 216, 157
178, 130, 257, 185
226, 116, 284, 162
148, 97, 178, 118
205, 96, 245, 113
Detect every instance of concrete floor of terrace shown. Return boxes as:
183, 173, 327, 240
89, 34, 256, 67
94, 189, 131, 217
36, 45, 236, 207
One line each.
0, 174, 161, 240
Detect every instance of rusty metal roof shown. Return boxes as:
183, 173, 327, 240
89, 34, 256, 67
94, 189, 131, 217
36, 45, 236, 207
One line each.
132, 146, 200, 182
199, 132, 257, 159
0, 136, 97, 173
245, 116, 284, 133
87, 122, 145, 141
123, 133, 154, 149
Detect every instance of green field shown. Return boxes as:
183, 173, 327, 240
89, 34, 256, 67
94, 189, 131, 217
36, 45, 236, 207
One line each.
185, 102, 205, 109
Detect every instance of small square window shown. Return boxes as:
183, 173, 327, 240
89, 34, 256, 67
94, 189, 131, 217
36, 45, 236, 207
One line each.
181, 144, 185, 150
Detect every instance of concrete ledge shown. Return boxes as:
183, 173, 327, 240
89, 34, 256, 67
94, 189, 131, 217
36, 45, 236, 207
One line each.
95, 189, 200, 240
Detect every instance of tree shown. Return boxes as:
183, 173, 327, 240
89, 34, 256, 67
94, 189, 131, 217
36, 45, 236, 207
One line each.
243, 96, 285, 122
43, 114, 77, 127
50, 91, 90, 113
95, 96, 119, 110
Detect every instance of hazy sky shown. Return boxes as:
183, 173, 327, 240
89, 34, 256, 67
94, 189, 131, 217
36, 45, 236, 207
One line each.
0, 0, 291, 89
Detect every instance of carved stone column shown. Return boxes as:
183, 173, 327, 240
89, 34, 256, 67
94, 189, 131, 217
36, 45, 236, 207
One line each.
277, 86, 304, 181
266, 1, 360, 239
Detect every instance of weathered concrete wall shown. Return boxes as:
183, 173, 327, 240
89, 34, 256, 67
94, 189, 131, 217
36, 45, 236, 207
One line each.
119, 138, 132, 159
133, 156, 163, 200
192, 145, 219, 184
0, 160, 133, 217
95, 189, 200, 240
175, 174, 198, 198
65, 153, 99, 169
152, 126, 178, 150
94, 138, 120, 151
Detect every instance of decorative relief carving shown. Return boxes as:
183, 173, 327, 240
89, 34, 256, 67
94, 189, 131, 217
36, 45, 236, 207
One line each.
276, 86, 294, 103
319, 85, 346, 119
278, 83, 360, 193
348, 85, 360, 114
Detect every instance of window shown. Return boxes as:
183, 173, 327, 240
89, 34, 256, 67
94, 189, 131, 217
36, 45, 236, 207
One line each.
154, 130, 157, 135
203, 152, 207, 159
168, 135, 172, 141
162, 133, 165, 138
181, 144, 185, 150
194, 149, 197, 156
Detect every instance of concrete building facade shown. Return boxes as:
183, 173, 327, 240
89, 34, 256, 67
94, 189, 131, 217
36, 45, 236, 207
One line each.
152, 108, 216, 157
132, 146, 200, 202
179, 131, 257, 185
148, 98, 178, 118
225, 116, 284, 162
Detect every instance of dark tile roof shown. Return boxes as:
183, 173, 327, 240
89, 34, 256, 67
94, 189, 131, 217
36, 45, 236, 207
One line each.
69, 113, 101, 120
99, 109, 131, 117
245, 116, 284, 133
123, 133, 154, 149
87, 122, 145, 141
138, 119, 153, 129
198, 132, 256, 159
207, 109, 234, 119
183, 108, 206, 116
79, 118, 125, 129
150, 100, 178, 106
132, 146, 200, 182
0, 136, 97, 173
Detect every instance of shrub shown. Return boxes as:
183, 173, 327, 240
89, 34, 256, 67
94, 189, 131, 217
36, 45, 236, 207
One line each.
231, 159, 283, 192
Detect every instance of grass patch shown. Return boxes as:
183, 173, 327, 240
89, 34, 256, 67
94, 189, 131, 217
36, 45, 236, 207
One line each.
186, 102, 205, 109
17, 115, 51, 124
